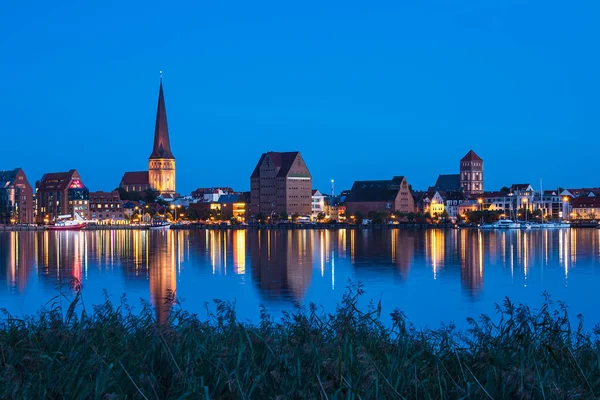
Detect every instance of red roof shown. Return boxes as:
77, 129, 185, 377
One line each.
461, 150, 482, 162
566, 188, 600, 197
37, 170, 81, 191
250, 151, 303, 178
572, 197, 600, 208
120, 171, 149, 185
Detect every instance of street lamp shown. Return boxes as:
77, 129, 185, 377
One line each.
477, 198, 483, 224
170, 205, 181, 221
562, 196, 569, 221
522, 198, 528, 222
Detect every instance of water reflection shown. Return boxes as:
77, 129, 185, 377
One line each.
1, 229, 600, 326
249, 230, 313, 300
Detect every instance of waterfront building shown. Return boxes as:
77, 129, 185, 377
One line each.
250, 151, 312, 218
535, 190, 563, 220
460, 150, 484, 195
479, 191, 510, 212
443, 191, 466, 221
119, 171, 150, 193
345, 176, 414, 217
324, 195, 345, 221
35, 170, 89, 223
571, 197, 600, 220
458, 199, 479, 219
218, 193, 249, 222
0, 168, 34, 224
89, 190, 125, 223
311, 189, 325, 220
415, 190, 445, 217
122, 201, 140, 219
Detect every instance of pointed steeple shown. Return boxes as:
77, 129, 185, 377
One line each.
149, 77, 175, 160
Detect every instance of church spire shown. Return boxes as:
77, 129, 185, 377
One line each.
149, 75, 174, 160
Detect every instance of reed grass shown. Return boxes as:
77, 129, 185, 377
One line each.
1, 280, 599, 399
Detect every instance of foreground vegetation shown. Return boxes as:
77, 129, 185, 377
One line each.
1, 283, 600, 399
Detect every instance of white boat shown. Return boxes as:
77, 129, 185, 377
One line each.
48, 213, 87, 231
495, 220, 521, 229
149, 220, 171, 230
479, 220, 520, 229
539, 222, 571, 229
48, 219, 86, 231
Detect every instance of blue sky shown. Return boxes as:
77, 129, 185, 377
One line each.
1, 0, 598, 194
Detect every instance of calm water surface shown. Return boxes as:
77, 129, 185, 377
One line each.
1, 229, 599, 328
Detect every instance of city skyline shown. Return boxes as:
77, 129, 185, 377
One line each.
2, 1, 599, 194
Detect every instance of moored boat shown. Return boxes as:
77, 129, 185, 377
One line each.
495, 219, 521, 229
48, 220, 87, 231
149, 219, 171, 230
47, 213, 87, 231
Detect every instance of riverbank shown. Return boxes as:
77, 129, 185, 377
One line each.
1, 222, 599, 232
1, 284, 598, 399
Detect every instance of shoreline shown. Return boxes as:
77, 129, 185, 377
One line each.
0, 223, 599, 232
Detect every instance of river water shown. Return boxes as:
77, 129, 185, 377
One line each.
0, 228, 599, 328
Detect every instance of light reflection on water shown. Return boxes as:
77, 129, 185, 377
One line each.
0, 228, 599, 327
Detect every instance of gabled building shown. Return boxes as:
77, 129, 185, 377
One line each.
571, 197, 600, 220
345, 176, 414, 216
250, 151, 312, 217
434, 174, 461, 192
420, 190, 445, 217
311, 189, 325, 219
460, 150, 484, 195
443, 191, 466, 221
119, 171, 150, 193
0, 168, 34, 224
35, 170, 89, 223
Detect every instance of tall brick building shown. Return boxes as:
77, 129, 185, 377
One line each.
250, 151, 312, 218
0, 168, 34, 224
460, 150, 484, 195
35, 170, 89, 223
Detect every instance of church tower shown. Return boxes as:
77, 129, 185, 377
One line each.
148, 77, 176, 194
459, 150, 483, 195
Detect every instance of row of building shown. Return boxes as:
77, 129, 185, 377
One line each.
2, 78, 598, 225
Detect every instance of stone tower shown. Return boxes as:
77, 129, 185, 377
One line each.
148, 78, 176, 194
459, 150, 483, 195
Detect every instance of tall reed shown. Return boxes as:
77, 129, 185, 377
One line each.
0, 280, 599, 399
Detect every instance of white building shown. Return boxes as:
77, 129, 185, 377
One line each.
443, 192, 465, 221
311, 189, 325, 220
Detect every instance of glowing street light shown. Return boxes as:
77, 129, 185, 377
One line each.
522, 198, 528, 222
